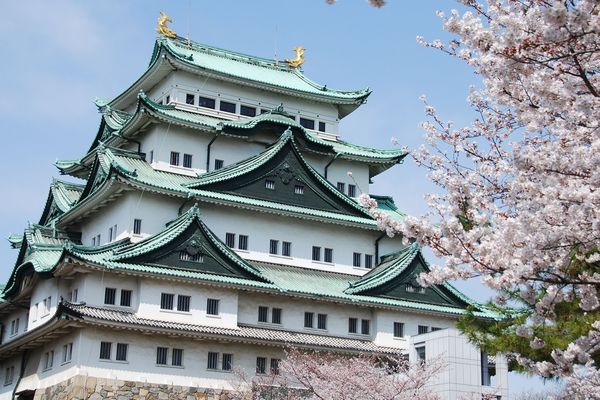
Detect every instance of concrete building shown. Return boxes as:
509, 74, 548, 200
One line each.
0, 19, 508, 400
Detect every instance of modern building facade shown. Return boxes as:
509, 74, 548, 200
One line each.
0, 20, 508, 400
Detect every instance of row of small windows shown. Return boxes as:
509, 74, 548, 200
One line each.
41, 342, 73, 373
336, 182, 357, 197
258, 306, 282, 324
159, 293, 219, 315
353, 252, 374, 269
304, 312, 328, 330
166, 150, 225, 171
32, 296, 52, 322
348, 318, 371, 335
100, 341, 129, 362
263, 179, 354, 198
312, 246, 334, 263
226, 233, 248, 250
104, 288, 133, 307
269, 240, 292, 257
179, 93, 327, 133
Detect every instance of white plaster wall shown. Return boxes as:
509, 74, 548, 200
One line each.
238, 291, 376, 341
374, 309, 456, 348
27, 278, 61, 332
78, 272, 139, 311
408, 329, 509, 400
0, 308, 28, 344
79, 191, 180, 245
200, 204, 383, 274
0, 354, 21, 398
147, 71, 341, 134
136, 279, 238, 329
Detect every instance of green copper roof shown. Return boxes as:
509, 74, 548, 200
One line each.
7, 234, 23, 249
154, 37, 371, 103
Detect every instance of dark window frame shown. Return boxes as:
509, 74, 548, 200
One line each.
240, 105, 257, 117
170, 151, 180, 166
183, 153, 193, 168
219, 100, 236, 114
104, 288, 116, 305
207, 298, 220, 315
198, 96, 216, 109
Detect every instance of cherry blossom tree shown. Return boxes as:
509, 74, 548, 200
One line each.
230, 348, 444, 400
355, 1, 600, 398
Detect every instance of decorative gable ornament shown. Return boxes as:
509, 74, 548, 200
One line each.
285, 46, 305, 68
156, 11, 177, 39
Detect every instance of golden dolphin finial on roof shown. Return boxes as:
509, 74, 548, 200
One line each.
285, 46, 305, 68
156, 11, 177, 38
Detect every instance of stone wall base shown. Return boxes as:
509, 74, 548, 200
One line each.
32, 376, 231, 400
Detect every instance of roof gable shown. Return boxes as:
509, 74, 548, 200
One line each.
187, 129, 371, 218
346, 243, 472, 308
110, 205, 270, 282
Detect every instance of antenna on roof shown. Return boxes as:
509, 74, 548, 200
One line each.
274, 24, 279, 69
186, 0, 192, 49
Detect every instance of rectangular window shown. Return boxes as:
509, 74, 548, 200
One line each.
258, 306, 269, 323
299, 117, 315, 130
304, 312, 314, 328
172, 348, 183, 366
108, 227, 113, 243
282, 241, 292, 257
272, 308, 282, 324
96, 234, 101, 246
260, 109, 270, 115
324, 248, 333, 263
225, 232, 236, 248
133, 219, 142, 235
265, 179, 275, 190
214, 159, 224, 170
72, 289, 79, 302
4, 366, 14, 385
256, 357, 267, 374
62, 343, 73, 364
100, 342, 112, 360
238, 235, 248, 250
318, 121, 326, 132
348, 317, 358, 333
361, 319, 371, 335
294, 185, 304, 195
156, 347, 168, 365
149, 150, 154, 163
207, 352, 219, 370
416, 346, 426, 362
43, 350, 54, 370
365, 254, 374, 269
183, 153, 193, 168
43, 296, 51, 315
32, 303, 38, 321
222, 353, 233, 371
431, 327, 442, 332
269, 239, 279, 255
418, 325, 429, 335
271, 358, 281, 375
317, 313, 327, 330
394, 322, 405, 338
312, 246, 321, 261
165, 95, 170, 104
179, 251, 203, 263
207, 298, 220, 315
240, 105, 256, 117
104, 287, 116, 305
170, 151, 180, 166
348, 184, 356, 197
220, 100, 236, 113
185, 93, 195, 105
336, 182, 346, 192
353, 252, 362, 267
160, 293, 174, 310
116, 343, 128, 362
177, 295, 191, 312
92, 237, 96, 246
198, 96, 216, 109
120, 289, 132, 307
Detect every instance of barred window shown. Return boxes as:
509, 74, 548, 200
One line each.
220, 100, 236, 113
258, 306, 268, 323
365, 254, 374, 269
318, 121, 326, 132
183, 153, 193, 168
256, 357, 267, 374
312, 246, 321, 261
120, 289, 132, 307
336, 182, 345, 192
4, 366, 14, 385
299, 117, 315, 130
156, 347, 168, 365
272, 308, 282, 324
100, 342, 112, 360
104, 288, 116, 305
177, 295, 191, 312
348, 184, 356, 197
185, 93, 195, 105
304, 312, 314, 328
226, 232, 236, 248
271, 358, 281, 375
416, 346, 426, 362
179, 251, 203, 263
282, 241, 292, 257
361, 319, 371, 335
239, 234, 248, 250
240, 105, 256, 117
294, 185, 304, 195
214, 159, 224, 170
265, 179, 275, 190
170, 151, 180, 166
348, 317, 358, 333
207, 298, 220, 315
353, 252, 362, 267
269, 239, 279, 255
116, 343, 128, 361
172, 348, 183, 366
317, 313, 327, 330
207, 352, 219, 370
160, 293, 174, 310
62, 343, 73, 363
324, 248, 333, 263
43, 351, 54, 370
418, 325, 429, 335
394, 322, 404, 338
133, 219, 142, 235
222, 353, 233, 371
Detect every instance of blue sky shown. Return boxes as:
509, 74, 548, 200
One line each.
0, 0, 555, 396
